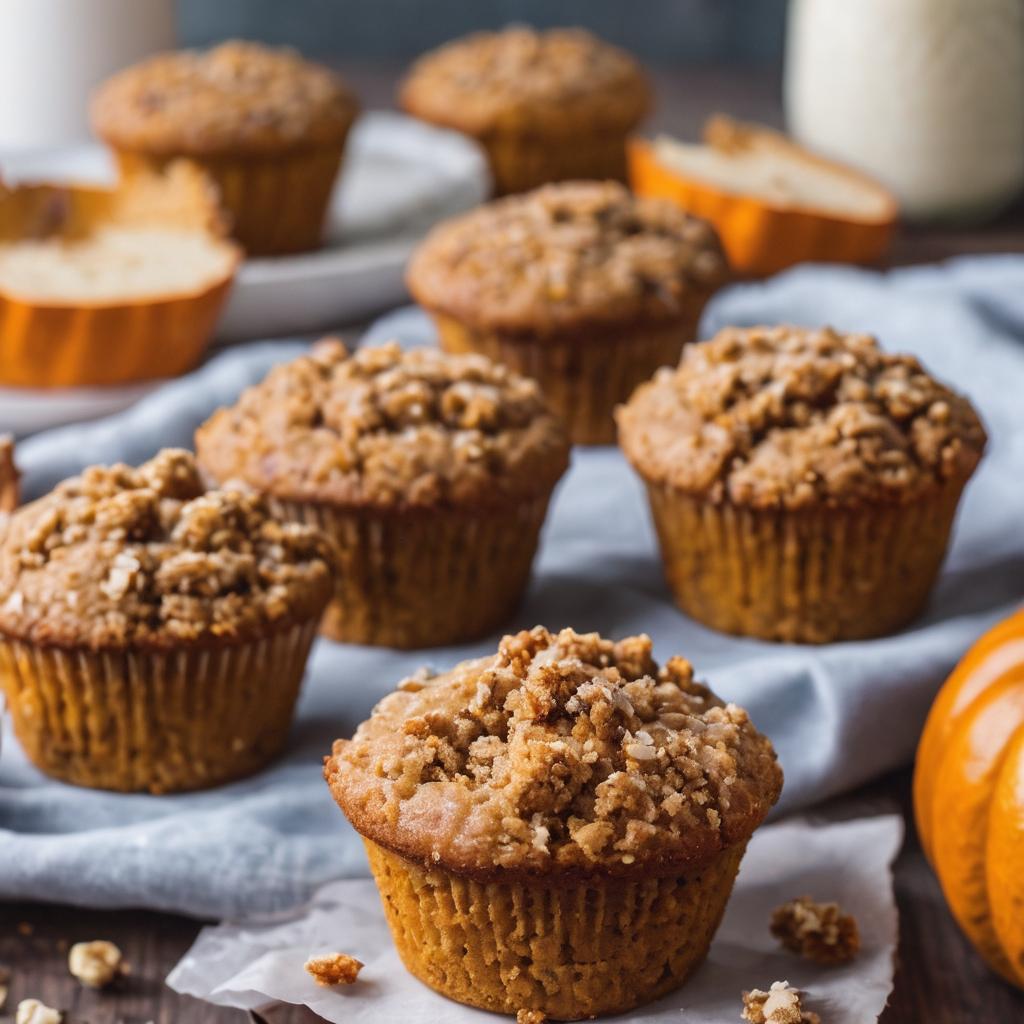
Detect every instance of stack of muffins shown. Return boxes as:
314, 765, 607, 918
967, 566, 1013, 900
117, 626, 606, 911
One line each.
0, 22, 993, 1024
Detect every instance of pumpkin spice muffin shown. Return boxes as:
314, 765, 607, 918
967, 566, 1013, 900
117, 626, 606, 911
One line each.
408, 180, 728, 444
325, 626, 782, 1019
196, 339, 569, 648
617, 325, 987, 643
91, 40, 358, 256
400, 26, 651, 195
0, 449, 335, 792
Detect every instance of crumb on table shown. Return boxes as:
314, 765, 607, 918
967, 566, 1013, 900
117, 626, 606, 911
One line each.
771, 896, 860, 965
68, 939, 125, 988
15, 999, 63, 1024
742, 981, 821, 1024
304, 952, 364, 986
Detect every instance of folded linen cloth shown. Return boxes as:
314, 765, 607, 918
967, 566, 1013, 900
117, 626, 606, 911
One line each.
0, 255, 1021, 918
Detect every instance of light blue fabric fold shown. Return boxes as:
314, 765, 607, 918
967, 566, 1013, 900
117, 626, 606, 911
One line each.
1, 256, 1021, 918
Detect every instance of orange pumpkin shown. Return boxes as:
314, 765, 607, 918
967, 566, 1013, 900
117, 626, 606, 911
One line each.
914, 607, 1024, 986
628, 116, 898, 278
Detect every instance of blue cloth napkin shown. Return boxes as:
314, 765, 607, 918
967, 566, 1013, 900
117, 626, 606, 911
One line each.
1, 256, 1022, 918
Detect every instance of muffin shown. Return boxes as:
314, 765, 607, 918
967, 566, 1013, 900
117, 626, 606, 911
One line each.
617, 325, 987, 643
399, 26, 651, 196
408, 181, 728, 444
195, 340, 569, 649
325, 626, 783, 1019
91, 41, 358, 256
0, 449, 335, 792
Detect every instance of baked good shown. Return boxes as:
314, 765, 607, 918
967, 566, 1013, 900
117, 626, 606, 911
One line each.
325, 625, 782, 1018
0, 449, 335, 792
400, 26, 651, 195
408, 180, 728, 444
0, 162, 238, 388
91, 40, 358, 256
630, 115, 897, 276
617, 325, 986, 643
195, 339, 569, 648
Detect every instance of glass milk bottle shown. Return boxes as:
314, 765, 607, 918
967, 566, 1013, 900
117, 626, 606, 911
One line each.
785, 0, 1024, 222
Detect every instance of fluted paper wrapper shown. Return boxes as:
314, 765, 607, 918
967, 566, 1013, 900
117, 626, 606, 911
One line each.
167, 815, 902, 1023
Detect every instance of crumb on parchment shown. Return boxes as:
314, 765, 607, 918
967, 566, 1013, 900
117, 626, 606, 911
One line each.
741, 981, 821, 1024
68, 939, 125, 988
771, 896, 860, 965
304, 952, 364, 986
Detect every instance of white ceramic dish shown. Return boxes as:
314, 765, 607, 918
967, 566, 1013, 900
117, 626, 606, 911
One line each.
0, 111, 490, 433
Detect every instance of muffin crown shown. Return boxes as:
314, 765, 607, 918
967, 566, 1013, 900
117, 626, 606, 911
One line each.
407, 181, 728, 335
91, 40, 358, 156
0, 449, 335, 650
617, 325, 987, 509
326, 626, 782, 878
400, 26, 650, 135
196, 339, 570, 510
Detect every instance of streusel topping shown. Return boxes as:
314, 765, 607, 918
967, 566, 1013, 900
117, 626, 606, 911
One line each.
617, 325, 986, 509
407, 181, 727, 334
742, 982, 820, 1024
0, 449, 335, 650
770, 896, 860, 965
196, 339, 570, 509
400, 27, 650, 135
326, 626, 782, 876
91, 41, 357, 156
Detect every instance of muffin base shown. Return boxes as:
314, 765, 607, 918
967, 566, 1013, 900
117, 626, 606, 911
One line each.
481, 129, 631, 196
271, 496, 552, 648
645, 479, 970, 643
364, 838, 746, 1020
0, 620, 318, 793
433, 309, 709, 445
115, 145, 346, 256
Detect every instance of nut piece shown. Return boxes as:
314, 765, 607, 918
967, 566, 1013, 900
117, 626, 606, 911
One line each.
304, 952, 363, 986
517, 1011, 547, 1024
68, 940, 124, 988
771, 896, 860, 965
741, 981, 821, 1024
15, 1000, 63, 1024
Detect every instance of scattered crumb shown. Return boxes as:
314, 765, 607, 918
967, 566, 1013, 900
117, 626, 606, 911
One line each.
771, 896, 860, 965
15, 999, 63, 1024
304, 953, 363, 986
68, 939, 124, 988
741, 981, 821, 1024
517, 1010, 547, 1023
0, 964, 9, 1012
17, 922, 33, 936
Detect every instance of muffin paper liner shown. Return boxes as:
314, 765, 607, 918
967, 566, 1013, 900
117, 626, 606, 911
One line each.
0, 619, 319, 793
116, 144, 347, 257
270, 496, 553, 648
364, 838, 747, 1020
481, 130, 631, 196
433, 304, 711, 445
645, 477, 971, 643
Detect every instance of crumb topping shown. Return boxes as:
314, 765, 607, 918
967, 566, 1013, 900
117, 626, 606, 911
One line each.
68, 941, 124, 989
516, 1011, 547, 1024
196, 339, 570, 509
742, 982, 821, 1024
304, 953, 363, 986
0, 449, 335, 650
15, 1000, 62, 1024
91, 41, 358, 156
400, 27, 650, 135
618, 325, 986, 509
771, 896, 860, 965
326, 626, 782, 877
408, 181, 727, 335
0, 436, 17, 513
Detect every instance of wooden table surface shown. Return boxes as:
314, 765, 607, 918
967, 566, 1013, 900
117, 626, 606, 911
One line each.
2, 64, 1023, 1023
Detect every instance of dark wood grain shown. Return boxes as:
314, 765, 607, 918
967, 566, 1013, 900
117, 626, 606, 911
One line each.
3, 64, 1023, 1023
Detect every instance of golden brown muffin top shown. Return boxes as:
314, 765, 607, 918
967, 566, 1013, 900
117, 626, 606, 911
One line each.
0, 449, 335, 651
91, 41, 358, 156
196, 339, 570, 511
0, 436, 18, 513
326, 626, 782, 879
617, 325, 986, 510
399, 26, 651, 135
407, 181, 727, 336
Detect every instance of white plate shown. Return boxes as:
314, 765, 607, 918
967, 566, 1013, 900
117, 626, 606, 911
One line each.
0, 112, 490, 433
